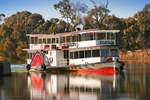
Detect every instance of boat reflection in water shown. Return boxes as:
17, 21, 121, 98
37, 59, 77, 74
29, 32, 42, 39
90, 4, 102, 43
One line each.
26, 72, 120, 100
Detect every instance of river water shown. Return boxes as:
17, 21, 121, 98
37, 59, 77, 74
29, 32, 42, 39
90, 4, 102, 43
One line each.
0, 62, 150, 100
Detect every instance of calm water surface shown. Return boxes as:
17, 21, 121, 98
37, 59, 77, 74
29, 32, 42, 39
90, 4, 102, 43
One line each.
0, 62, 150, 100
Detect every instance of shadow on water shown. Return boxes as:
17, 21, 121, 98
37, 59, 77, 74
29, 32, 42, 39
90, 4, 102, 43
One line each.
0, 62, 150, 100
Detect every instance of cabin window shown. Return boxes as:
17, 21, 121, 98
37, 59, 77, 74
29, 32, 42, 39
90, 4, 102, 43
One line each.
81, 34, 86, 41
47, 38, 51, 44
67, 36, 71, 42
55, 38, 59, 43
92, 49, 100, 57
52, 38, 55, 43
64, 50, 69, 59
97, 33, 106, 40
72, 35, 76, 42
27, 53, 32, 59
74, 51, 78, 59
93, 33, 96, 40
101, 49, 109, 57
90, 33, 94, 40
79, 51, 84, 58
111, 33, 115, 40
70, 52, 74, 59
29, 53, 31, 59
79, 34, 82, 41
107, 33, 110, 40
111, 49, 119, 57
35, 37, 38, 44
43, 39, 46, 44
28, 52, 34, 59
31, 37, 34, 44
38, 39, 42, 44
76, 35, 79, 42
84, 33, 93, 41
85, 50, 91, 58
85, 34, 89, 41
61, 37, 66, 43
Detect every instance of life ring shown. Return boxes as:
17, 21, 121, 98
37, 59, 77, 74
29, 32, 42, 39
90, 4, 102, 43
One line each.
75, 42, 79, 48
49, 57, 53, 63
31, 44, 33, 49
59, 43, 62, 46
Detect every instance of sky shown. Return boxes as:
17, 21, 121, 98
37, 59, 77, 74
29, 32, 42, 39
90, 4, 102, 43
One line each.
0, 0, 150, 21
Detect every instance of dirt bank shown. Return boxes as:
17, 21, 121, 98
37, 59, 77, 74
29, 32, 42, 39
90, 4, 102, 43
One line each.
119, 49, 150, 62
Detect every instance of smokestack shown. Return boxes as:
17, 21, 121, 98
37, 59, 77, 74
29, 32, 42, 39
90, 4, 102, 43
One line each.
76, 28, 81, 31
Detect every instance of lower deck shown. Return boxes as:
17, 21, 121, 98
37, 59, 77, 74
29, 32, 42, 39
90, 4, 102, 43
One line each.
27, 46, 119, 67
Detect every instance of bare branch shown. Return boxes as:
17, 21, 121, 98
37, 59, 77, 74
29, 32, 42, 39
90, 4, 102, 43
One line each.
106, 0, 109, 8
90, 0, 97, 9
0, 14, 5, 22
0, 14, 5, 17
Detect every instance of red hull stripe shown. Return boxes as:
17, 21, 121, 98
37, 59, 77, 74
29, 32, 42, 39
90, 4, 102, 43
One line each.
77, 71, 118, 75
30, 51, 43, 67
77, 67, 119, 73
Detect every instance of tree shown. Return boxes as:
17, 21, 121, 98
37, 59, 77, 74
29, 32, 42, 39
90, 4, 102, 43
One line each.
54, 0, 72, 23
84, 0, 110, 29
124, 17, 139, 50
48, 18, 71, 34
0, 11, 44, 63
103, 15, 127, 49
134, 3, 150, 50
0, 38, 17, 63
35, 20, 52, 34
0, 14, 5, 22
54, 0, 88, 29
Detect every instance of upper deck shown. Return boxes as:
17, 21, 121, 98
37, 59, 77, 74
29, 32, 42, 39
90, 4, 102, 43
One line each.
25, 29, 120, 50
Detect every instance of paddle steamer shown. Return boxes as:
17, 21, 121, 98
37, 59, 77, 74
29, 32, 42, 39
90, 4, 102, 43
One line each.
23, 29, 124, 72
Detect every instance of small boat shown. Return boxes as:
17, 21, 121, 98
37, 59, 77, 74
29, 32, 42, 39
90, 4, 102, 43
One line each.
23, 29, 125, 72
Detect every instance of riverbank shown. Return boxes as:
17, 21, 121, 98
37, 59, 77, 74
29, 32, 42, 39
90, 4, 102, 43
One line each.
119, 49, 150, 62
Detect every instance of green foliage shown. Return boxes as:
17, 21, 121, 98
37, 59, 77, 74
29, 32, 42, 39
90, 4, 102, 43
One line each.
0, 11, 44, 63
83, 0, 110, 29
0, 38, 17, 63
54, 0, 71, 22
0, 2, 150, 63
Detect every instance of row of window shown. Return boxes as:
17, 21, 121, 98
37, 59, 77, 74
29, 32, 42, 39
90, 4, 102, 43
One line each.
68, 49, 118, 59
27, 49, 118, 59
30, 33, 116, 44
27, 53, 34, 59
27, 51, 49, 59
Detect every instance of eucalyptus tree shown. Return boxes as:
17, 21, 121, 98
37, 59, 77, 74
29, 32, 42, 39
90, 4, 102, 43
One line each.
0, 14, 5, 22
134, 3, 150, 50
0, 11, 44, 63
83, 0, 110, 29
54, 0, 88, 29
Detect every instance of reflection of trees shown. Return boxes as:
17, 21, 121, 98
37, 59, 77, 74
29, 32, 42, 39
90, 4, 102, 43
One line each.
124, 62, 150, 100
0, 73, 30, 100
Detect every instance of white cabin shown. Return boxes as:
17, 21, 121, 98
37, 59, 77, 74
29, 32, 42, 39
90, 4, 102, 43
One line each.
23, 29, 120, 66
